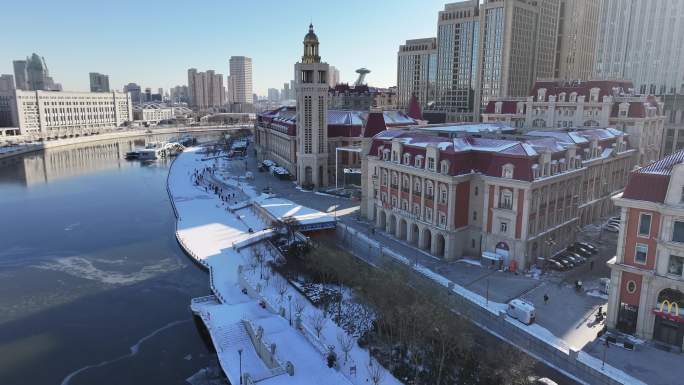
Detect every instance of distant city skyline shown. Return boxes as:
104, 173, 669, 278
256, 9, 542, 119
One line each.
1, 0, 446, 95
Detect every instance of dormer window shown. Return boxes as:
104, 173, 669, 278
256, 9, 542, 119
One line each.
619, 102, 629, 117
517, 102, 525, 114
590, 88, 600, 102
502, 163, 514, 179
570, 92, 577, 102
382, 148, 390, 161
391, 151, 398, 162
532, 164, 540, 179
495, 101, 503, 114
440, 160, 450, 174
559, 92, 566, 102
415, 155, 423, 168
403, 153, 411, 165
427, 157, 435, 171
537, 88, 546, 102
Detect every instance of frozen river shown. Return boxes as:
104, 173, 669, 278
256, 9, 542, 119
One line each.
0, 134, 222, 385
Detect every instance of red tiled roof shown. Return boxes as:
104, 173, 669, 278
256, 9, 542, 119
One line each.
362, 112, 387, 138
622, 150, 684, 203
610, 102, 646, 118
483, 100, 521, 114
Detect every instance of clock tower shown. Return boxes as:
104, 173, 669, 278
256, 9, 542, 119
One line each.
295, 24, 329, 188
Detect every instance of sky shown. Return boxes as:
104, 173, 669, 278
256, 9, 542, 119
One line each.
1, 0, 448, 96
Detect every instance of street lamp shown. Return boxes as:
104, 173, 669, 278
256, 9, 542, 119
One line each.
288, 294, 293, 326
238, 348, 243, 384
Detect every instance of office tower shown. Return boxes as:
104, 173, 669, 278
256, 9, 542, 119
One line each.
295, 24, 329, 187
476, 0, 560, 114
0, 75, 14, 91
229, 56, 253, 104
397, 38, 437, 112
554, 0, 599, 80
144, 88, 152, 103
282, 82, 290, 100
268, 88, 280, 102
328, 66, 340, 88
124, 83, 142, 105
89, 72, 110, 92
13, 61, 27, 90
290, 80, 296, 99
595, 0, 684, 95
13, 53, 61, 91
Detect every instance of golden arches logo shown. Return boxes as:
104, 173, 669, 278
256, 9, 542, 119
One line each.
659, 300, 680, 316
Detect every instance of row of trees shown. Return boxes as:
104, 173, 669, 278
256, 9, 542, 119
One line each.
300, 235, 536, 385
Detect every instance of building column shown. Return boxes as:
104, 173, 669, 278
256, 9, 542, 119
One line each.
406, 221, 415, 244
606, 269, 622, 329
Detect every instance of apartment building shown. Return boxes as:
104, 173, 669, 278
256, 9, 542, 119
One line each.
607, 151, 684, 351
229, 56, 253, 105
481, 80, 665, 166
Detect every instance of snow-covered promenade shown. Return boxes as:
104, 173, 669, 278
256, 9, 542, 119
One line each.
167, 148, 399, 385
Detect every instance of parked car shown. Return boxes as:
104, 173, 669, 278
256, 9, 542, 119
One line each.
567, 244, 593, 258
553, 255, 575, 268
567, 251, 587, 264
575, 242, 598, 254
604, 224, 621, 232
546, 259, 566, 271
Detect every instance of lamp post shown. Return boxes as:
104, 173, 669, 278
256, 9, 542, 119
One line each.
288, 294, 293, 326
238, 348, 243, 384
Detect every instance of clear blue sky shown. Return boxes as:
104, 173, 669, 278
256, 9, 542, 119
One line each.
1, 0, 447, 95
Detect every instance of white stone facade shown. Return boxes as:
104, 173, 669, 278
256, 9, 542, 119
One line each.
0, 89, 132, 137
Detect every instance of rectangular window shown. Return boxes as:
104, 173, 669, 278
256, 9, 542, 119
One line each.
500, 222, 508, 233
673, 221, 684, 243
668, 255, 684, 276
638, 214, 651, 237
635, 243, 648, 264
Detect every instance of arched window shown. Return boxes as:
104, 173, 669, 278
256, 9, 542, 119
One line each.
414, 178, 422, 193
402, 175, 410, 190
403, 153, 411, 165
391, 172, 398, 187
440, 185, 448, 204
381, 170, 388, 185
415, 155, 423, 168
426, 181, 434, 198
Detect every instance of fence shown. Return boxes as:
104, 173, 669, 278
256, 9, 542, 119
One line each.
335, 222, 643, 385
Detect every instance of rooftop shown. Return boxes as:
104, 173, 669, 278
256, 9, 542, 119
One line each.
622, 149, 684, 203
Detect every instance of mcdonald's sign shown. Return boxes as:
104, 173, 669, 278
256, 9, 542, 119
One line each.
653, 300, 684, 323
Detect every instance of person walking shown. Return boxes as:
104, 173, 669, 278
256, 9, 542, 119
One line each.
543, 294, 549, 304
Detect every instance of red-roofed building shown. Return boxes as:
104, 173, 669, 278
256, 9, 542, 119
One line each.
607, 150, 684, 350
481, 80, 666, 166
361, 126, 635, 270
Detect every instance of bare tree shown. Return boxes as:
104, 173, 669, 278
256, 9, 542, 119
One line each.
309, 312, 327, 338
281, 216, 299, 244
294, 298, 306, 317
276, 278, 289, 303
337, 332, 354, 363
252, 246, 266, 279
367, 361, 385, 385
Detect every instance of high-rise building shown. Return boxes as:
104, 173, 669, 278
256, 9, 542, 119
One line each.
13, 53, 61, 91
170, 85, 189, 104
281, 82, 291, 100
401, 0, 561, 122
476, 0, 560, 115
187, 69, 225, 109
13, 61, 27, 90
398, 37, 437, 113
124, 83, 142, 105
295, 24, 329, 188
594, 0, 684, 95
267, 88, 280, 102
89, 72, 110, 92
229, 56, 253, 104
328, 66, 340, 88
0, 75, 14, 92
554, 0, 599, 80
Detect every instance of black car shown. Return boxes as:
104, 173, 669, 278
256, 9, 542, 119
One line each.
546, 259, 565, 271
553, 255, 575, 268
576, 242, 598, 254
565, 252, 586, 264
567, 244, 593, 258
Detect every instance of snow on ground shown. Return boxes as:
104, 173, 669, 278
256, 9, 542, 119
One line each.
168, 148, 398, 385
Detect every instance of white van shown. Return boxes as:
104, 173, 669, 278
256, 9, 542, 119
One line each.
507, 299, 536, 325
